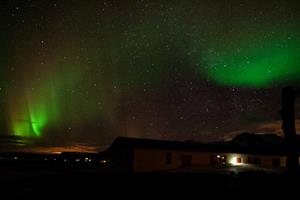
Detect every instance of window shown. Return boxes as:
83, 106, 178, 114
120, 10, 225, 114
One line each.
210, 155, 218, 165
165, 152, 172, 165
272, 158, 280, 167
221, 155, 227, 165
181, 155, 192, 167
236, 157, 242, 163
210, 154, 226, 165
253, 157, 261, 164
248, 157, 252, 164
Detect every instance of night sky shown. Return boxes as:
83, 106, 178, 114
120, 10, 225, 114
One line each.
1, 0, 300, 151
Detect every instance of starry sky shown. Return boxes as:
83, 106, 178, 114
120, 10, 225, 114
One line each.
0, 0, 300, 151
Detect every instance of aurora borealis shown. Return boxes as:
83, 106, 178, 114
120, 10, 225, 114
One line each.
1, 0, 300, 150
204, 26, 300, 87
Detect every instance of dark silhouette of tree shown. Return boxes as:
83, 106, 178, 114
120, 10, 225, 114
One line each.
279, 86, 300, 174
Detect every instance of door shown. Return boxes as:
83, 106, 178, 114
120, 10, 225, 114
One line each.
181, 155, 191, 167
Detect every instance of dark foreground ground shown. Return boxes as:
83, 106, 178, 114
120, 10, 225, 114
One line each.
0, 167, 299, 198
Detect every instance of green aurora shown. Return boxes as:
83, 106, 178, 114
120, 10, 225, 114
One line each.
6, 5, 191, 138
203, 27, 300, 87
9, 27, 300, 138
10, 70, 59, 137
1, 1, 300, 143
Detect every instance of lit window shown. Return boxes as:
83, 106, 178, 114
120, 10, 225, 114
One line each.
100, 159, 108, 164
229, 156, 243, 165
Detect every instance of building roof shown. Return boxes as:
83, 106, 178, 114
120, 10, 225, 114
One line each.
106, 133, 300, 156
108, 136, 226, 152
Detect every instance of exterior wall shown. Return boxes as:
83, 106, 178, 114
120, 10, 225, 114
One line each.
132, 148, 289, 172
109, 148, 134, 172
225, 153, 286, 168
133, 148, 213, 172
261, 156, 286, 167
186, 151, 212, 165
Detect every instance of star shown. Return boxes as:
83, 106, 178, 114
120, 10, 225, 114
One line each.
0, 0, 298, 148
